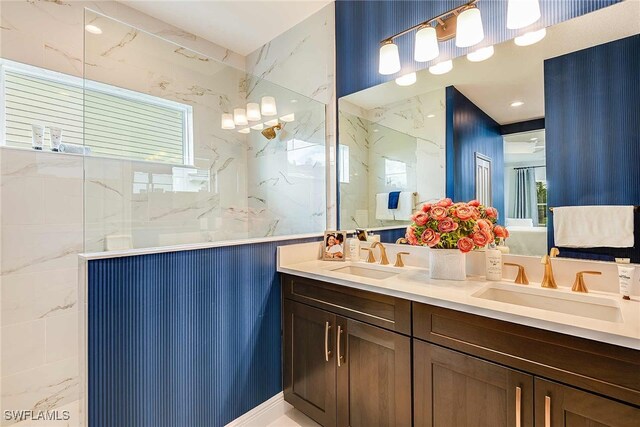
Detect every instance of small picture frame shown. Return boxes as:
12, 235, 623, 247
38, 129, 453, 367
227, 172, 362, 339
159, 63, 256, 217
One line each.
323, 230, 347, 261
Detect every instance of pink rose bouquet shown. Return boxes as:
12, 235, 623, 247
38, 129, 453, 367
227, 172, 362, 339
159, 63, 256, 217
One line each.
406, 198, 502, 253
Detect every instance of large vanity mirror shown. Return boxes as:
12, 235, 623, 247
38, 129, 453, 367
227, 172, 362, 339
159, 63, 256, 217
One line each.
338, 1, 639, 260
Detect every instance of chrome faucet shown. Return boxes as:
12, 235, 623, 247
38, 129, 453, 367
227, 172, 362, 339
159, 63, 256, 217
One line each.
541, 247, 560, 288
370, 241, 390, 265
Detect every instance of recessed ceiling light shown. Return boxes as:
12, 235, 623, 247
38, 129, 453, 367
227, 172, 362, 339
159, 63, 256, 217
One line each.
510, 101, 525, 107
373, 129, 379, 133
85, 24, 103, 35
514, 28, 547, 47
290, 99, 298, 103
466, 45, 494, 62
530, 137, 538, 141
395, 72, 417, 86
429, 60, 453, 75
427, 114, 436, 118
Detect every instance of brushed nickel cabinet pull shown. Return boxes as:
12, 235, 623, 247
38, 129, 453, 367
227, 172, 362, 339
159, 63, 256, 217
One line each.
515, 386, 522, 427
545, 395, 551, 427
324, 321, 331, 362
337, 325, 344, 367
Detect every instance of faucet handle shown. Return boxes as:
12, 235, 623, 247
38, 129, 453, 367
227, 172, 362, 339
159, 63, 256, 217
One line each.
360, 247, 376, 263
394, 252, 410, 267
549, 247, 560, 258
572, 271, 602, 293
504, 263, 529, 285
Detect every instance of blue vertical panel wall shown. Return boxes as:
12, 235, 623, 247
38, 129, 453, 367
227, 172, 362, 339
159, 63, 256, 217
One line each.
545, 35, 640, 262
446, 86, 504, 223
88, 237, 319, 427
335, 0, 621, 97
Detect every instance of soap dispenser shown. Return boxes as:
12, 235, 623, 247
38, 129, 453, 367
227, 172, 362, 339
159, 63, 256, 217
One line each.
348, 233, 361, 261
485, 243, 503, 281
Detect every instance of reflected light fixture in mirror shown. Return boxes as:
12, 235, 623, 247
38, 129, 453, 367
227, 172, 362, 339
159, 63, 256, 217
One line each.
280, 113, 295, 122
515, 28, 547, 46
251, 123, 264, 131
233, 108, 248, 125
237, 128, 250, 134
379, 40, 401, 75
414, 26, 439, 62
246, 103, 261, 121
467, 45, 494, 62
456, 6, 485, 47
85, 24, 102, 35
221, 113, 235, 130
395, 72, 417, 86
261, 96, 277, 116
429, 60, 453, 75
264, 118, 279, 126
507, 0, 541, 29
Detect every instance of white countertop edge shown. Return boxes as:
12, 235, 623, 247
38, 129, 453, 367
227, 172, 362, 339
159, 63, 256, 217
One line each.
277, 265, 640, 350
79, 232, 322, 260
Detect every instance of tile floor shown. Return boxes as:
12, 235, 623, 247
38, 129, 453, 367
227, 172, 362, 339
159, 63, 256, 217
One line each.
264, 408, 319, 427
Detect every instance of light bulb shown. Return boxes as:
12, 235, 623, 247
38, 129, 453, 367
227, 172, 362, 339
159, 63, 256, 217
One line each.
233, 108, 248, 125
414, 26, 439, 62
514, 28, 546, 46
456, 6, 484, 48
261, 96, 277, 116
378, 41, 401, 75
429, 60, 453, 75
280, 113, 295, 122
467, 45, 494, 62
395, 72, 417, 86
221, 113, 235, 130
246, 103, 261, 121
507, 0, 541, 30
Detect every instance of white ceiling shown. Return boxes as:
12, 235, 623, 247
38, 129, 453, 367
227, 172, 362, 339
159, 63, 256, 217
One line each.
119, 0, 333, 56
345, 0, 640, 125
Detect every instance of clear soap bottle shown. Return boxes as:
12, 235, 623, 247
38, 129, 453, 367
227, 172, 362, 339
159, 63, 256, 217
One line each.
485, 243, 503, 281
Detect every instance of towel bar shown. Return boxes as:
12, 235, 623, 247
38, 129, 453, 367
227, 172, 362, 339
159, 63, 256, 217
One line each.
549, 206, 639, 212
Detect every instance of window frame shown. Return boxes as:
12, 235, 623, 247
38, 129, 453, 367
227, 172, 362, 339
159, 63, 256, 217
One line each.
0, 59, 194, 166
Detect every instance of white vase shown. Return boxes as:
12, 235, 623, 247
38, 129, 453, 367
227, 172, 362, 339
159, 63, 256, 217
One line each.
429, 249, 467, 281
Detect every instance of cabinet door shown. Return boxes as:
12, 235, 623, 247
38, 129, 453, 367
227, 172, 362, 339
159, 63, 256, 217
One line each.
283, 300, 337, 427
535, 378, 640, 427
336, 317, 411, 427
414, 340, 534, 427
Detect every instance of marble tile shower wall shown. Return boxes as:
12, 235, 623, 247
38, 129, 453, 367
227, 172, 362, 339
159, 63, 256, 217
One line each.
0, 1, 335, 426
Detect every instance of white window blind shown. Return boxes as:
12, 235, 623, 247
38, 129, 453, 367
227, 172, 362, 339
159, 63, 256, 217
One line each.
2, 61, 192, 165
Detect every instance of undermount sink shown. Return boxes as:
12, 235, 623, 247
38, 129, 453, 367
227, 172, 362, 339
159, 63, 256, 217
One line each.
331, 265, 399, 280
473, 284, 623, 323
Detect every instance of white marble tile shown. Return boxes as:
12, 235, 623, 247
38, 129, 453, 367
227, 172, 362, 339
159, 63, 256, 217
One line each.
1, 320, 46, 377
45, 313, 78, 364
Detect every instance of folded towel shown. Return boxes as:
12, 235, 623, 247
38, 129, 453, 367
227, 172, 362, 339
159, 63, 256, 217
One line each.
58, 143, 92, 155
395, 191, 415, 220
375, 193, 394, 220
388, 191, 401, 209
553, 205, 634, 248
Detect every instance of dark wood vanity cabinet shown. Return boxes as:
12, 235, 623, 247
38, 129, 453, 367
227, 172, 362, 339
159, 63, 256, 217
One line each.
282, 274, 640, 427
282, 275, 412, 427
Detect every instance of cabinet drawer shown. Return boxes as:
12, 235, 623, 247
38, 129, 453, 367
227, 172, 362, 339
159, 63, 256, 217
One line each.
413, 303, 640, 406
282, 274, 411, 335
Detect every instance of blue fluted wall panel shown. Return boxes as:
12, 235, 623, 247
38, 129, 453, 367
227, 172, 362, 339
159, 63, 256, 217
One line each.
378, 227, 407, 243
545, 34, 640, 262
335, 0, 621, 97
88, 237, 319, 427
446, 86, 504, 223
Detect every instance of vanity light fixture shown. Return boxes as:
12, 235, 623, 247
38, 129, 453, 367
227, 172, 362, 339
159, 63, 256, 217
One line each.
429, 60, 453, 75
85, 24, 103, 35
237, 128, 250, 134
264, 118, 279, 127
510, 101, 525, 107
221, 113, 235, 130
246, 103, 261, 121
514, 28, 547, 46
466, 45, 494, 62
251, 123, 264, 131
280, 113, 295, 122
395, 72, 417, 86
379, 0, 484, 74
261, 96, 277, 116
233, 108, 248, 126
507, 0, 541, 30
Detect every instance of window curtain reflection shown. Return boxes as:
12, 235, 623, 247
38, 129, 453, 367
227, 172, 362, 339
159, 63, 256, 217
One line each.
514, 167, 539, 226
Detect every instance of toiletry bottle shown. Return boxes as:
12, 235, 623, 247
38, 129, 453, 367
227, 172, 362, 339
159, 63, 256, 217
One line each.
349, 233, 361, 261
616, 258, 634, 300
485, 243, 503, 281
496, 238, 510, 254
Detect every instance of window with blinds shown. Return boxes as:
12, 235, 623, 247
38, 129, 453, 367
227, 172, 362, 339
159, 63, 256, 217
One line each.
2, 61, 192, 165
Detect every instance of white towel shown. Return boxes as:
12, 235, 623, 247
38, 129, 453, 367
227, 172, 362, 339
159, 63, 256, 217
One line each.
553, 205, 634, 248
395, 191, 415, 220
375, 193, 394, 220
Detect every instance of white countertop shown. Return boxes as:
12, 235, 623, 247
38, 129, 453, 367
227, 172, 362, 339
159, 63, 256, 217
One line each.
277, 243, 640, 350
